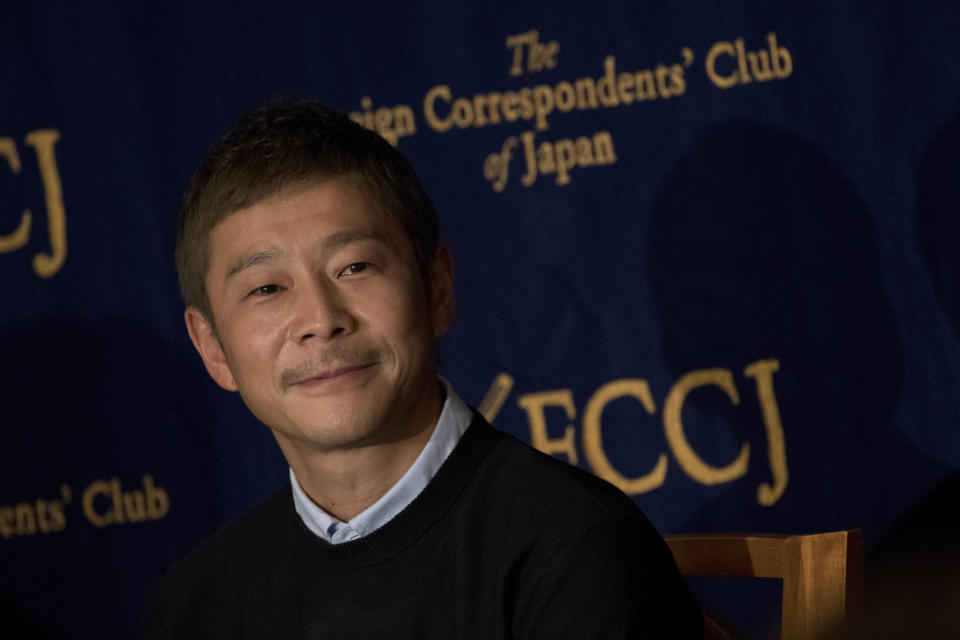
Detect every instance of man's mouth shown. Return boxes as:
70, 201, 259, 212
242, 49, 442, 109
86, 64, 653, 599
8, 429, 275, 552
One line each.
294, 363, 375, 385
280, 347, 388, 392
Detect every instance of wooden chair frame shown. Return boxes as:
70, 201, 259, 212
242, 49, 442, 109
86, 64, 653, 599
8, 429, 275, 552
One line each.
666, 530, 863, 640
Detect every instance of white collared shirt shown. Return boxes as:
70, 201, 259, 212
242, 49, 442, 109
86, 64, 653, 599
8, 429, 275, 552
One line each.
290, 379, 473, 544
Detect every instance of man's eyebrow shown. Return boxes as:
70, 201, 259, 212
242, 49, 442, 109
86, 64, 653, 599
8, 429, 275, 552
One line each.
225, 230, 389, 280
225, 248, 284, 280
322, 229, 389, 250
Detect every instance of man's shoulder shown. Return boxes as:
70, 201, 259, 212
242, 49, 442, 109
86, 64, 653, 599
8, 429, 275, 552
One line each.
178, 484, 291, 569
470, 418, 653, 533
142, 484, 292, 628
487, 423, 634, 502
459, 419, 703, 638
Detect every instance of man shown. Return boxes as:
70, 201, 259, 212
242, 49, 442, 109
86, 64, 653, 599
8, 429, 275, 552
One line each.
142, 100, 702, 638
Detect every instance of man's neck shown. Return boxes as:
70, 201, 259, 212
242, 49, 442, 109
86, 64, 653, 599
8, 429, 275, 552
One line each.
275, 382, 445, 522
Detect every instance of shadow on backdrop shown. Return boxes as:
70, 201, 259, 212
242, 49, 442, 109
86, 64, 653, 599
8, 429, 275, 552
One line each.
0, 316, 219, 639
843, 109, 960, 640
647, 119, 919, 528
646, 119, 934, 639
916, 109, 960, 338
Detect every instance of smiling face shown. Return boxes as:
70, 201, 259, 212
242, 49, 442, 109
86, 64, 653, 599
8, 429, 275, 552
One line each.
185, 176, 454, 455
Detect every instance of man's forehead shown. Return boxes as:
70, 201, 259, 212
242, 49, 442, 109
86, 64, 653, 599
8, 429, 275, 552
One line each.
201, 175, 417, 286
213, 177, 385, 237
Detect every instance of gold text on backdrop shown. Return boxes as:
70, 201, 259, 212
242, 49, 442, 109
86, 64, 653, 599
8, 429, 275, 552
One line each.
347, 31, 793, 191
502, 359, 789, 506
0, 129, 67, 277
705, 33, 793, 89
505, 30, 559, 76
0, 475, 170, 539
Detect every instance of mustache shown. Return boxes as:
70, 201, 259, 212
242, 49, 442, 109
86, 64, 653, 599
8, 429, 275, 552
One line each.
279, 346, 389, 390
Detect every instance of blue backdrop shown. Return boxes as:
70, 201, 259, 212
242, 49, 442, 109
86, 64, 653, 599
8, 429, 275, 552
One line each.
3, 1, 959, 637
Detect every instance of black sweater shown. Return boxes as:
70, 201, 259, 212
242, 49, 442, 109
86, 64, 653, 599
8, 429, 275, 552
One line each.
142, 415, 702, 639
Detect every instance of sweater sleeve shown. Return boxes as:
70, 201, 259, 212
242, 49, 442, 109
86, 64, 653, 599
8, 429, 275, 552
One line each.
512, 513, 703, 640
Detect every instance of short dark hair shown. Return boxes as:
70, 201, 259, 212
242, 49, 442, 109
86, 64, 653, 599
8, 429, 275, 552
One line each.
176, 99, 439, 321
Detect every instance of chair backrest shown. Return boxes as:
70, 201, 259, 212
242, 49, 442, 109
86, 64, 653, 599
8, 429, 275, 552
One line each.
665, 530, 863, 640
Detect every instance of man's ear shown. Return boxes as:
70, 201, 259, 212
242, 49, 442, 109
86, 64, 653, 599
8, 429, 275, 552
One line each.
430, 244, 456, 337
184, 307, 239, 391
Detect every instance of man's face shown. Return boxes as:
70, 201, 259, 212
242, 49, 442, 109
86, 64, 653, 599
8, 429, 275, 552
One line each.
185, 177, 454, 454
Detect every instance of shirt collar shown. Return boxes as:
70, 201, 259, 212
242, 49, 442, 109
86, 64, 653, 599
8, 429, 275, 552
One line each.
290, 378, 472, 543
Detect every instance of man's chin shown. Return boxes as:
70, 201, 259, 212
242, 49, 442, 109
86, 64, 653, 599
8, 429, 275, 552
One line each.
272, 414, 387, 453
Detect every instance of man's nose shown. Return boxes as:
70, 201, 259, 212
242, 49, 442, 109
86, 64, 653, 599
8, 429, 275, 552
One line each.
289, 277, 355, 343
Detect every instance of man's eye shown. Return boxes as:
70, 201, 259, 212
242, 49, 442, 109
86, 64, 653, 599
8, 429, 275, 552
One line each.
339, 262, 368, 277
250, 284, 279, 296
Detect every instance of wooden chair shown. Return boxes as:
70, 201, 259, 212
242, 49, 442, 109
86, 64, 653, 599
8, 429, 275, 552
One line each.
665, 530, 863, 640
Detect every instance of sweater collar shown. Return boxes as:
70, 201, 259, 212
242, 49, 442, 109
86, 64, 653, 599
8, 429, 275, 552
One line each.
282, 409, 498, 568
289, 379, 473, 543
